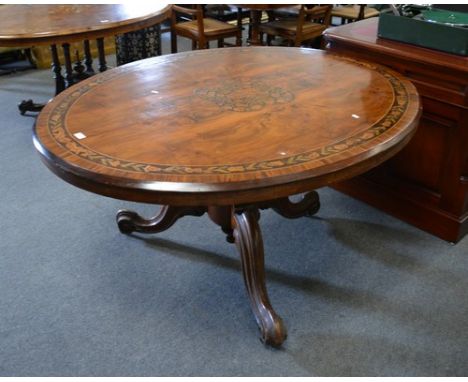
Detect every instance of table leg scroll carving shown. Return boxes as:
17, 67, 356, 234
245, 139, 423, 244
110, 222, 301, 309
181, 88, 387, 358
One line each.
232, 208, 287, 347
271, 191, 320, 219
116, 205, 206, 234
18, 99, 44, 115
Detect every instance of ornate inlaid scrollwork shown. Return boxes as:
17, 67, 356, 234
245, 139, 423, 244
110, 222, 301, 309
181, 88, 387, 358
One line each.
46, 51, 409, 176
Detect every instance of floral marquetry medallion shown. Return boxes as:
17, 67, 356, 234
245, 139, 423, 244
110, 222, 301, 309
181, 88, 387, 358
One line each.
194, 77, 295, 112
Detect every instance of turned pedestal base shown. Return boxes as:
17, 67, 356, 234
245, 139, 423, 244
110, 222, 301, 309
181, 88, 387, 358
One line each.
116, 191, 320, 347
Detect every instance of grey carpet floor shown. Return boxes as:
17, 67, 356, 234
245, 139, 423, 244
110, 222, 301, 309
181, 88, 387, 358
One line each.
1, 33, 467, 377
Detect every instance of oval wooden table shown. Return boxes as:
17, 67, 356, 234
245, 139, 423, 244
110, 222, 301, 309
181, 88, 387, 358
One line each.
0, 4, 171, 114
33, 47, 421, 347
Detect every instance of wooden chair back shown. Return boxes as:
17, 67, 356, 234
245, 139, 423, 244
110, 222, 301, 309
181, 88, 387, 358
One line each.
171, 5, 206, 47
171, 5, 241, 52
296, 5, 332, 45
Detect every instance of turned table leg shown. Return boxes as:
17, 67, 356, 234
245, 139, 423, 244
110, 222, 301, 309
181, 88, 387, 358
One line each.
232, 207, 287, 347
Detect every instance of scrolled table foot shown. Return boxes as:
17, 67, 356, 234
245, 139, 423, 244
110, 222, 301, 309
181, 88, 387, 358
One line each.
18, 99, 45, 115
116, 205, 206, 234
271, 191, 320, 219
232, 208, 287, 347
222, 227, 235, 243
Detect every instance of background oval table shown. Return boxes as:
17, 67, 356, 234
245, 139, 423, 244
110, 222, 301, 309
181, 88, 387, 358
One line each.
33, 47, 421, 347
0, 4, 171, 113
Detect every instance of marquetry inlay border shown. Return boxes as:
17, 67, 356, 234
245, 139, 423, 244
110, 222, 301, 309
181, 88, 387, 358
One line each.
46, 50, 409, 176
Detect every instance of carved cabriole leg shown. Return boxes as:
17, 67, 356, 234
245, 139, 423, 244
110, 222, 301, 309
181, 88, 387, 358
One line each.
270, 191, 320, 219
116, 205, 206, 234
232, 207, 287, 347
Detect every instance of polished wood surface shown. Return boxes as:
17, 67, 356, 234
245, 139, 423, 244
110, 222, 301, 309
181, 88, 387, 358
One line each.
34, 47, 420, 206
33, 47, 421, 347
324, 18, 468, 242
0, 4, 171, 47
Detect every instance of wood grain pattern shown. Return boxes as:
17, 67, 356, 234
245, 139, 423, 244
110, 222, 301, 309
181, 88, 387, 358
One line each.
34, 47, 420, 206
0, 4, 171, 47
324, 18, 468, 242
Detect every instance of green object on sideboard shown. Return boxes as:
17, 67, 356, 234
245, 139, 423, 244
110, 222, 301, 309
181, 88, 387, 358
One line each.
377, 11, 468, 56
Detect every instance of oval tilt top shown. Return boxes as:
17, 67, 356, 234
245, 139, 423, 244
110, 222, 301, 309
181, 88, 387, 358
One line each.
33, 47, 421, 205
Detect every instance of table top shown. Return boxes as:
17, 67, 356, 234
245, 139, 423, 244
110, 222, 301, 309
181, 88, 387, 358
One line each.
323, 18, 468, 72
0, 4, 171, 47
34, 47, 421, 206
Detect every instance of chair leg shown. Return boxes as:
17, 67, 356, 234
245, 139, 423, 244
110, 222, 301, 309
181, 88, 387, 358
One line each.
218, 38, 224, 48
24, 48, 36, 68
197, 36, 208, 50
266, 34, 273, 46
192, 40, 197, 50
237, 7, 243, 36
236, 32, 242, 47
319, 36, 327, 50
171, 31, 178, 53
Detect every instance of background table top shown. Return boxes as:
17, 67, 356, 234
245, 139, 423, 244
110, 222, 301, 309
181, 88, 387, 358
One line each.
0, 4, 171, 47
34, 47, 420, 206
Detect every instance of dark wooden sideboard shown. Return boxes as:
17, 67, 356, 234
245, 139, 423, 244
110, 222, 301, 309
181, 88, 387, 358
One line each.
324, 18, 468, 242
